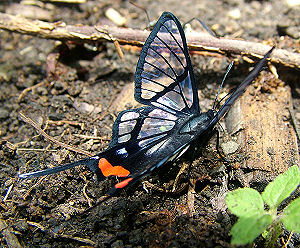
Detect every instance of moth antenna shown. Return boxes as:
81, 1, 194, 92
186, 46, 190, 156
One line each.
129, 1, 151, 23
213, 61, 234, 109
217, 121, 225, 133
212, 46, 275, 125
183, 17, 218, 38
215, 90, 233, 110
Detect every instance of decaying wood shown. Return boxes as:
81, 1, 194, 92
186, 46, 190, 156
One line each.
0, 12, 299, 69
109, 83, 138, 113
225, 72, 299, 180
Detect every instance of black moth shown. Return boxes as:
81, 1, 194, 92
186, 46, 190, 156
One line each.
19, 12, 273, 201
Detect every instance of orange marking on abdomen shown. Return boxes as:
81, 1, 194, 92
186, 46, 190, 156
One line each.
98, 158, 130, 177
115, 178, 133, 189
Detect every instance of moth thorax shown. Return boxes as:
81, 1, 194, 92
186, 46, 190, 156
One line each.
179, 111, 214, 135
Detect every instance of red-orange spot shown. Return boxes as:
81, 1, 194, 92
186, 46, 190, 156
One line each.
98, 158, 130, 177
115, 178, 133, 189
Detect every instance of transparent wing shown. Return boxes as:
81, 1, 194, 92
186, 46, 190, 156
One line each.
109, 106, 178, 148
19, 106, 180, 181
135, 12, 200, 115
87, 105, 183, 182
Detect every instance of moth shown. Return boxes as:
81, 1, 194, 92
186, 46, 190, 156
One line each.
19, 12, 273, 200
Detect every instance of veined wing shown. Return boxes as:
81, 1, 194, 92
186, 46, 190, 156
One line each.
18, 106, 185, 183
102, 106, 181, 176
135, 12, 200, 115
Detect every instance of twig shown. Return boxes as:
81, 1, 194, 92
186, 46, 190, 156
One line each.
47, 120, 85, 130
289, 108, 300, 141
17, 148, 58, 152
187, 179, 196, 217
82, 182, 93, 207
27, 221, 46, 232
0, 12, 299, 69
2, 184, 14, 202
0, 218, 23, 248
22, 176, 46, 200
42, 0, 86, 2
26, 221, 96, 246
94, 95, 115, 122
282, 231, 293, 248
94, 26, 124, 60
18, 80, 47, 102
19, 112, 92, 156
72, 134, 110, 141
57, 234, 96, 246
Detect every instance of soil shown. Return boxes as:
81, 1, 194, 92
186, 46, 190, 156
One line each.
0, 0, 299, 247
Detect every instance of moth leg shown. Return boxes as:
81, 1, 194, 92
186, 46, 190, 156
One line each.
172, 161, 190, 192
142, 181, 185, 195
183, 18, 218, 38
172, 142, 197, 192
215, 129, 231, 163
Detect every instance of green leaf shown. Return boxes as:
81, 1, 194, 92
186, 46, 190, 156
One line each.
262, 165, 300, 209
282, 197, 300, 233
226, 188, 264, 217
231, 214, 273, 245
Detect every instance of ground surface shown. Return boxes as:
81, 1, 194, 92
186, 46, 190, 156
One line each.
0, 0, 300, 247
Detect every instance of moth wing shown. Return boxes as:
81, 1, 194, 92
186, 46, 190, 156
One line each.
135, 12, 200, 115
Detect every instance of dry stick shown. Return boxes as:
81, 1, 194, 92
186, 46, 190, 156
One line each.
26, 221, 96, 246
82, 182, 93, 207
2, 184, 14, 202
47, 120, 85, 130
18, 80, 47, 102
17, 148, 58, 152
0, 12, 299, 69
22, 176, 46, 200
283, 231, 294, 248
19, 112, 92, 156
94, 26, 124, 60
93, 95, 115, 122
72, 133, 110, 141
187, 179, 196, 217
288, 108, 300, 141
42, 0, 86, 2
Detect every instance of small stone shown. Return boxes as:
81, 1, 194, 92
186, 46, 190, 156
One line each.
286, 0, 300, 7
221, 141, 239, 155
295, 112, 300, 120
228, 8, 241, 20
111, 240, 124, 248
73, 100, 95, 114
105, 8, 127, 26
0, 108, 9, 119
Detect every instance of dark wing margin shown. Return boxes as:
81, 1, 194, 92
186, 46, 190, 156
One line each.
135, 12, 200, 115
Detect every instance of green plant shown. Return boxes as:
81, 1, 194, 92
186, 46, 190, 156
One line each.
226, 165, 300, 246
